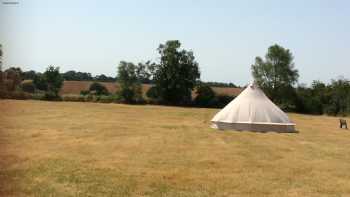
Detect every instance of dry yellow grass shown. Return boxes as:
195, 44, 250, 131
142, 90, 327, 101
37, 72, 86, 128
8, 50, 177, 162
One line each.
1, 100, 350, 196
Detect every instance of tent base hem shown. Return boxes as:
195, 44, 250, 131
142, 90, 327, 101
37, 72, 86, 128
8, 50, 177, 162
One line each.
211, 122, 295, 132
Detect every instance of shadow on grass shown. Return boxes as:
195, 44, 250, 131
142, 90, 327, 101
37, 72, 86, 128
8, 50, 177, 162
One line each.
0, 159, 136, 197
0, 158, 219, 197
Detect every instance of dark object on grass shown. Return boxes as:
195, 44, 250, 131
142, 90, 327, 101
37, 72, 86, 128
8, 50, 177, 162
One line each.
340, 119, 348, 129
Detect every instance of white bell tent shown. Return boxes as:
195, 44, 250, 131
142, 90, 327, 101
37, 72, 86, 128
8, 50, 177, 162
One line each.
211, 82, 295, 132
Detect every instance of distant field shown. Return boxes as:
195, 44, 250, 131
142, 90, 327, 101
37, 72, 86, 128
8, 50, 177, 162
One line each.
59, 81, 242, 98
1, 100, 350, 196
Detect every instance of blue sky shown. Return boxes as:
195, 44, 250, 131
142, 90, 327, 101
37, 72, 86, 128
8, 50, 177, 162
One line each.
0, 0, 349, 85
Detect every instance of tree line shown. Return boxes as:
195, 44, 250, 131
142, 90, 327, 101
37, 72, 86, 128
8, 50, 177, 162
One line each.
5, 67, 238, 87
0, 41, 350, 115
18, 69, 117, 82
0, 40, 238, 106
115, 41, 350, 115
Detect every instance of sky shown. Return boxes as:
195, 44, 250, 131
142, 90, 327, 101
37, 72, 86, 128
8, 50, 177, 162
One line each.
0, 0, 349, 86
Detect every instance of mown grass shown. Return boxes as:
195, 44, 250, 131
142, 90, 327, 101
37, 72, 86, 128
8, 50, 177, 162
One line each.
1, 158, 136, 197
1, 100, 350, 196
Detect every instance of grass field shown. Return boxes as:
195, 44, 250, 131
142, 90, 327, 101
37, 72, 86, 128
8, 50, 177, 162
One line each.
1, 100, 350, 196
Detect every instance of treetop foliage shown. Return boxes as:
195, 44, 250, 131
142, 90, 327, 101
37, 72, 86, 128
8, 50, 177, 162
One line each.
252, 44, 299, 105
153, 40, 200, 105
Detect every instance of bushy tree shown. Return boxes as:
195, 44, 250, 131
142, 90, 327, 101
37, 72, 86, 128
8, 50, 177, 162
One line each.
44, 66, 64, 96
33, 66, 63, 97
5, 67, 23, 79
0, 44, 2, 71
215, 95, 235, 108
62, 70, 94, 81
252, 44, 299, 106
89, 82, 109, 95
136, 61, 155, 84
325, 77, 350, 115
80, 90, 90, 96
33, 73, 48, 91
294, 79, 350, 115
0, 47, 3, 91
153, 40, 200, 105
4, 67, 23, 91
310, 80, 329, 113
0, 70, 3, 91
23, 70, 37, 80
117, 61, 142, 103
294, 84, 323, 114
194, 83, 216, 107
146, 86, 159, 100
21, 81, 35, 93
201, 81, 237, 88
94, 74, 116, 82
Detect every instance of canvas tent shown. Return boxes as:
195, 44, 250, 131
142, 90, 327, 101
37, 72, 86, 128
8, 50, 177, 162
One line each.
211, 82, 295, 132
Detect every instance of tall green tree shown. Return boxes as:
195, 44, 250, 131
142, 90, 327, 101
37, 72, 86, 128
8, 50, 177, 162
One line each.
153, 40, 200, 105
251, 44, 299, 106
117, 61, 142, 103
